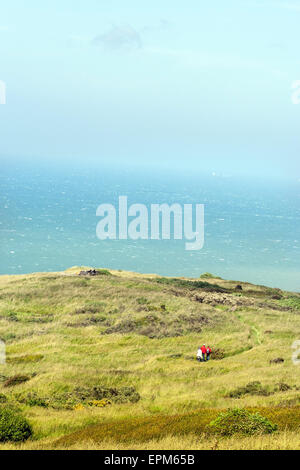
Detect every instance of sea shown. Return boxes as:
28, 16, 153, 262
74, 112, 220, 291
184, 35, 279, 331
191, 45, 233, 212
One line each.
1, 161, 299, 292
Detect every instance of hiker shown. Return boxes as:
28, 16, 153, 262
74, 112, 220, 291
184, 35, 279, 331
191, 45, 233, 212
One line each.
201, 344, 207, 361
196, 346, 203, 362
206, 345, 212, 361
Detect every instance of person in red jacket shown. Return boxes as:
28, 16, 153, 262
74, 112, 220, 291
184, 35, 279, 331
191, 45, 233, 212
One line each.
206, 345, 212, 361
201, 344, 207, 361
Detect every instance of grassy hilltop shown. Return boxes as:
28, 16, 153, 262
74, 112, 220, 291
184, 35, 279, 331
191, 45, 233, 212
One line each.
0, 267, 300, 450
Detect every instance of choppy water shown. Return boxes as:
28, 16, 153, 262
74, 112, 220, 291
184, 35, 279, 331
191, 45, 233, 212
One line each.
1, 162, 299, 291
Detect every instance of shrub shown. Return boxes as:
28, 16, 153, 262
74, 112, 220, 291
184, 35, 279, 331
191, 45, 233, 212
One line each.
156, 277, 227, 292
275, 382, 291, 392
0, 408, 32, 442
209, 408, 277, 436
7, 313, 19, 322
136, 297, 149, 305
15, 392, 48, 408
211, 348, 225, 360
4, 375, 31, 388
200, 273, 222, 280
52, 385, 141, 409
90, 386, 140, 404
280, 295, 300, 310
73, 403, 85, 411
227, 381, 271, 398
0, 394, 7, 403
96, 269, 112, 276
87, 399, 111, 408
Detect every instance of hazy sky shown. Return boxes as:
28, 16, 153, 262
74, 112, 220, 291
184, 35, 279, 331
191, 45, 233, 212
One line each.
0, 0, 300, 179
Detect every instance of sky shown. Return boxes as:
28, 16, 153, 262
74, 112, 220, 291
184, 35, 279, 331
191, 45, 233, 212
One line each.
0, 0, 300, 179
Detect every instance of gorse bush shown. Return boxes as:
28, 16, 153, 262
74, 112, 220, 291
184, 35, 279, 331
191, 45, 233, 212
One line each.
0, 408, 32, 442
209, 408, 277, 436
86, 399, 111, 408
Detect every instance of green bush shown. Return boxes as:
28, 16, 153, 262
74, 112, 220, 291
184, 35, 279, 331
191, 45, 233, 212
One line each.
0, 394, 7, 403
209, 408, 277, 436
15, 392, 48, 408
200, 272, 222, 280
227, 381, 271, 398
96, 269, 112, 276
0, 408, 32, 442
156, 277, 227, 292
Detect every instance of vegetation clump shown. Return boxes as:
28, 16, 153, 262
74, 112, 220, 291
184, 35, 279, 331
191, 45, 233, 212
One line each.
200, 272, 222, 280
279, 295, 300, 310
156, 277, 227, 292
86, 399, 111, 408
0, 408, 32, 442
209, 408, 277, 436
0, 394, 7, 403
227, 381, 271, 398
79, 269, 111, 277
15, 392, 48, 408
3, 375, 31, 388
227, 381, 295, 399
211, 348, 225, 360
270, 357, 284, 364
103, 312, 208, 338
72, 386, 140, 404
49, 386, 141, 409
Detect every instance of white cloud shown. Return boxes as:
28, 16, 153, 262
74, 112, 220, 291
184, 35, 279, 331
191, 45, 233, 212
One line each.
92, 25, 142, 51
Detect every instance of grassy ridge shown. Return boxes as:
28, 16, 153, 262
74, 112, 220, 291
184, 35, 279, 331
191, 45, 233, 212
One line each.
0, 267, 300, 449
54, 406, 300, 448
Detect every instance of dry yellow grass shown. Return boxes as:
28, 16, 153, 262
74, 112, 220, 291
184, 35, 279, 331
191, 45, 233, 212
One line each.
0, 267, 300, 449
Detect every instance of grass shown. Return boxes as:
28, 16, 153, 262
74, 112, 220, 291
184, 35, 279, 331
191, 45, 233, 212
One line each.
0, 266, 299, 449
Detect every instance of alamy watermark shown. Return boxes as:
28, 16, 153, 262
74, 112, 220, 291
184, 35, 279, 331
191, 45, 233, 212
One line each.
0, 80, 6, 104
96, 196, 204, 250
0, 340, 5, 365
291, 80, 300, 104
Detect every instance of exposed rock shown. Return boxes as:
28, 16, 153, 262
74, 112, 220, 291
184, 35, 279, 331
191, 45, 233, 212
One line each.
235, 285, 243, 291
79, 269, 99, 277
270, 357, 284, 364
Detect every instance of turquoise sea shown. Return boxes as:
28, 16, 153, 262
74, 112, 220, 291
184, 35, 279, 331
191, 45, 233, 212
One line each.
1, 162, 299, 292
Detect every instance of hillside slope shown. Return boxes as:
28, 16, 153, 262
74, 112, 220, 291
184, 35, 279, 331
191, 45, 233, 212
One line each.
0, 267, 300, 449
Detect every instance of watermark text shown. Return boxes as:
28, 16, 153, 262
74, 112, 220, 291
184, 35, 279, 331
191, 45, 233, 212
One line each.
96, 196, 204, 251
